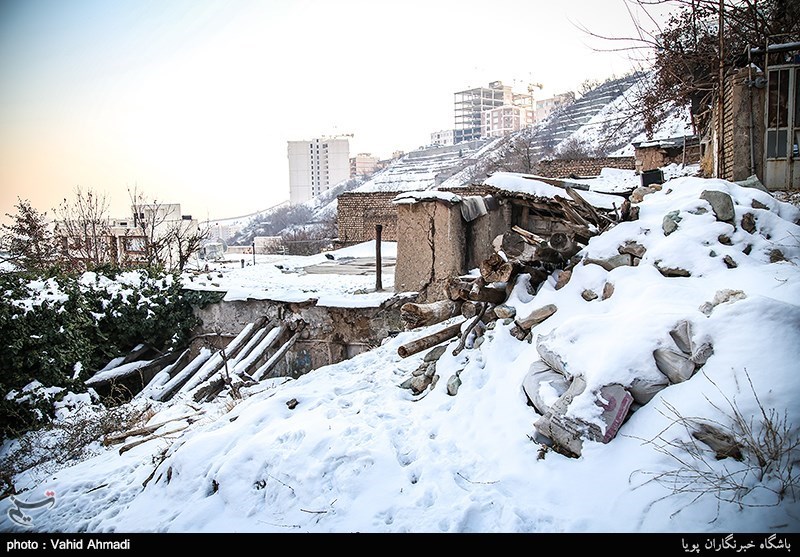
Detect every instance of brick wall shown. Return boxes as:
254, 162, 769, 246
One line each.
337, 191, 399, 245
532, 157, 636, 178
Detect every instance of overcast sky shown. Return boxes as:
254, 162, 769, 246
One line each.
0, 0, 675, 223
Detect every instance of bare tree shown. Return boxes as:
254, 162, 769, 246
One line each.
0, 198, 59, 273
54, 186, 114, 271
128, 187, 209, 272
578, 0, 800, 137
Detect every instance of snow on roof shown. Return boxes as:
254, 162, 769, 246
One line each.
392, 191, 462, 205
483, 172, 623, 209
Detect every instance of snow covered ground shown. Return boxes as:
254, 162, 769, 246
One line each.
2, 172, 799, 535
183, 240, 398, 307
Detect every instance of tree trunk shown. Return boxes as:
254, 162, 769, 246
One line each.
401, 300, 462, 329
397, 320, 465, 358
479, 252, 521, 284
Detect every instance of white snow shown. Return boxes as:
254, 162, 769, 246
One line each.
485, 172, 624, 209
2, 173, 799, 535
183, 240, 397, 308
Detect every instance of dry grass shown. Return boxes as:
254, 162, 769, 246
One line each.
633, 370, 799, 518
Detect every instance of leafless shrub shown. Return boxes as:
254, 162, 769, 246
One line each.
632, 370, 799, 518
0, 399, 150, 496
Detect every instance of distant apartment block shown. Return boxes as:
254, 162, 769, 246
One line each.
287, 136, 351, 205
482, 104, 534, 138
430, 129, 455, 146
453, 81, 534, 143
56, 203, 198, 268
350, 153, 380, 177
535, 92, 575, 122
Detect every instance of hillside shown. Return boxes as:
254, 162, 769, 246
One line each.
230, 71, 692, 246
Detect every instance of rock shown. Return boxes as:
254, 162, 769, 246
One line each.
743, 244, 753, 255
424, 362, 437, 378
629, 205, 640, 221
430, 374, 439, 390
399, 377, 415, 390
522, 360, 569, 415
581, 289, 598, 301
718, 234, 732, 245
662, 211, 682, 235
554, 269, 572, 290
286, 398, 298, 410
631, 184, 662, 203
424, 345, 448, 362
770, 249, 786, 263
751, 199, 769, 210
700, 190, 735, 223
653, 348, 696, 384
699, 289, 747, 315
741, 212, 756, 234
692, 423, 743, 460
618, 241, 646, 259
734, 174, 769, 194
723, 255, 738, 268
412, 366, 427, 377
656, 263, 691, 277
410, 375, 432, 395
493, 304, 517, 319
584, 253, 633, 271
601, 282, 615, 300
446, 374, 461, 396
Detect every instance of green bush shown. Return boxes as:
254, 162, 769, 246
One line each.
0, 267, 201, 440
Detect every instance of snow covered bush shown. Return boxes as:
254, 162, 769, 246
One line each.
0, 267, 200, 440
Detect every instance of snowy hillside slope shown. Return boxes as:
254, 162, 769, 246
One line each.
3, 174, 798, 534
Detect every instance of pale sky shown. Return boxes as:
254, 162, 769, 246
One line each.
0, 0, 673, 224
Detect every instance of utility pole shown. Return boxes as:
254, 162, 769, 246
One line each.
375, 224, 383, 292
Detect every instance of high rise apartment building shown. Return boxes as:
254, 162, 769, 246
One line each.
453, 81, 534, 143
287, 136, 351, 205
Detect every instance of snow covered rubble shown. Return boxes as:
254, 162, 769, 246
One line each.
3, 174, 800, 533
397, 175, 800, 457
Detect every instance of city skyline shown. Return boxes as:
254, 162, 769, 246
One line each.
0, 0, 674, 224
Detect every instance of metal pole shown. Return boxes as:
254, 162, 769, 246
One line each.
252, 241, 256, 265
375, 224, 383, 291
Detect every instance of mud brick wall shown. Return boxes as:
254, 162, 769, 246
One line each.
337, 191, 399, 245
532, 157, 636, 178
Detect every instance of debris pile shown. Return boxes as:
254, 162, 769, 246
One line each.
397, 174, 800, 457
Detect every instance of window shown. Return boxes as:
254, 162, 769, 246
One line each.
767, 68, 797, 159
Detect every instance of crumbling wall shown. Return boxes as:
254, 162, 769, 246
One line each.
466, 202, 511, 270
337, 191, 399, 245
394, 201, 465, 302
722, 66, 765, 184
192, 298, 405, 376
